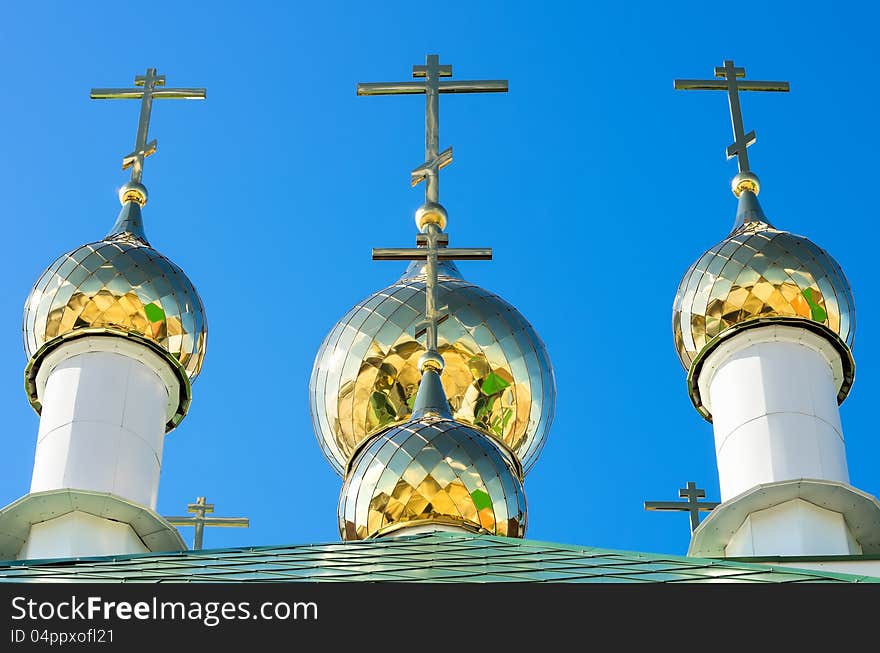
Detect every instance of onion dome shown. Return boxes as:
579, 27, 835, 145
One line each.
338, 368, 527, 541
23, 184, 208, 381
310, 259, 555, 477
672, 174, 855, 371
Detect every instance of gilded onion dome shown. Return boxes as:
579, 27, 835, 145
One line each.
310, 259, 555, 477
672, 178, 855, 371
23, 191, 207, 380
338, 371, 527, 541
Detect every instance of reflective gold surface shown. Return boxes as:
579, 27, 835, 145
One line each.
310, 260, 555, 477
23, 231, 207, 379
673, 219, 855, 370
339, 416, 526, 540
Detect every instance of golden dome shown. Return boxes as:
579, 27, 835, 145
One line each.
338, 414, 527, 540
23, 205, 207, 380
310, 260, 555, 477
672, 192, 854, 370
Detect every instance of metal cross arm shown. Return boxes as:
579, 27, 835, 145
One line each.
414, 313, 450, 340
674, 60, 789, 173
372, 247, 492, 261
673, 80, 789, 92
357, 80, 508, 95
89, 88, 207, 100
412, 147, 453, 187
166, 516, 251, 528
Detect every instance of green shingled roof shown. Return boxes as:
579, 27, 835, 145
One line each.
0, 531, 876, 583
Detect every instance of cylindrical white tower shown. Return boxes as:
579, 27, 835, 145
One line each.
0, 183, 207, 561
673, 176, 880, 559
18, 335, 183, 558
0, 70, 210, 560
698, 324, 849, 500
29, 335, 183, 509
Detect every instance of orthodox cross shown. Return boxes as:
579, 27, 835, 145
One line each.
674, 60, 789, 173
165, 496, 249, 550
91, 68, 206, 184
644, 481, 720, 533
358, 54, 507, 206
365, 55, 502, 355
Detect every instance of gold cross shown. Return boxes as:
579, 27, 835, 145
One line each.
165, 496, 249, 550
363, 55, 506, 356
358, 55, 507, 206
91, 68, 206, 184
645, 482, 720, 533
675, 60, 789, 173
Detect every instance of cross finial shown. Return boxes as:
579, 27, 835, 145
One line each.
362, 55, 506, 374
644, 481, 720, 533
165, 496, 249, 550
674, 60, 789, 174
358, 55, 507, 218
91, 68, 206, 198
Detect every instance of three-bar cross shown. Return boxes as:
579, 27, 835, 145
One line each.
675, 60, 789, 173
91, 68, 206, 184
358, 55, 507, 206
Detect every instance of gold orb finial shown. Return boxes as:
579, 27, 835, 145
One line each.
118, 181, 148, 207
732, 171, 760, 197
418, 351, 445, 373
415, 202, 448, 232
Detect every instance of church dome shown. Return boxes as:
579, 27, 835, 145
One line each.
310, 259, 555, 477
338, 415, 527, 540
23, 223, 207, 380
672, 193, 854, 370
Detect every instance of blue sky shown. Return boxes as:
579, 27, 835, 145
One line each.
0, 1, 876, 556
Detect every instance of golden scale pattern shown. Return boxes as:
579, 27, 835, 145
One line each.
673, 220, 855, 369
339, 416, 527, 541
311, 261, 555, 477
23, 233, 207, 379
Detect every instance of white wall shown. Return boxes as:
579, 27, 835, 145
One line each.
768, 559, 880, 578
725, 498, 860, 557
30, 338, 177, 509
700, 326, 848, 500
19, 511, 148, 560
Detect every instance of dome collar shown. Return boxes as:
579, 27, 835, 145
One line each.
411, 368, 453, 420
732, 189, 774, 232
107, 200, 150, 245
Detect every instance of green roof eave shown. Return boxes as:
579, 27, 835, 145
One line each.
0, 531, 877, 584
